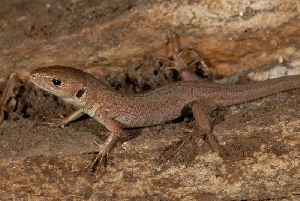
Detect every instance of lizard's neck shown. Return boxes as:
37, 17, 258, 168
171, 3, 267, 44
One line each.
62, 76, 123, 117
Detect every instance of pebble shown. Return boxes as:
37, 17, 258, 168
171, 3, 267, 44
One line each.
287, 66, 300, 75
278, 56, 284, 64
269, 66, 287, 79
289, 60, 300, 67
250, 71, 269, 81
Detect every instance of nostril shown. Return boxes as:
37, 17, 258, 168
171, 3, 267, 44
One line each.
29, 73, 39, 82
30, 72, 38, 78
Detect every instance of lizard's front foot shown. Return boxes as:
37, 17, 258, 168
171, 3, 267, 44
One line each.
85, 132, 120, 172
41, 116, 69, 128
85, 140, 111, 172
41, 109, 85, 128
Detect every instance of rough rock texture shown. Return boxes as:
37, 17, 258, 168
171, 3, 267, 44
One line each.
0, 0, 300, 200
1, 0, 300, 80
0, 89, 299, 200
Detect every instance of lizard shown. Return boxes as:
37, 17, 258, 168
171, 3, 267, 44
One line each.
30, 65, 300, 171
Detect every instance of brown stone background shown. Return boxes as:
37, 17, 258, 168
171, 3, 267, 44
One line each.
0, 0, 300, 200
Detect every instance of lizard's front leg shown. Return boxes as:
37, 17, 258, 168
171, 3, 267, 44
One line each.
87, 109, 127, 172
44, 108, 85, 128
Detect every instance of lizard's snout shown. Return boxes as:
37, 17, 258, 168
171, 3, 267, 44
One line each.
29, 73, 37, 80
29, 73, 38, 83
29, 69, 43, 85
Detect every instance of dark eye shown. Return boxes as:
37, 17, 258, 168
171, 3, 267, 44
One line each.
52, 79, 62, 86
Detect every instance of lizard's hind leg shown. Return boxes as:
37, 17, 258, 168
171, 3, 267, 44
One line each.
158, 100, 220, 166
157, 46, 210, 82
191, 100, 219, 152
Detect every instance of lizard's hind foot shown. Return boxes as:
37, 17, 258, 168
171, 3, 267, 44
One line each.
157, 47, 208, 73
158, 130, 204, 167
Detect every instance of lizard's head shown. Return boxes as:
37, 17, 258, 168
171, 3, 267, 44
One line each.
30, 65, 88, 100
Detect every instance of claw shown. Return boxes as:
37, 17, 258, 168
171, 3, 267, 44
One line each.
178, 46, 205, 59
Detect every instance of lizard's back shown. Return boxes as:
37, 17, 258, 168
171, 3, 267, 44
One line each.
112, 75, 300, 127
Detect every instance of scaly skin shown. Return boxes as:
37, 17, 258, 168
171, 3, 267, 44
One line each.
30, 65, 300, 171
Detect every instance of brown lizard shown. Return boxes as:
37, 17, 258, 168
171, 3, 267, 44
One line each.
30, 65, 300, 171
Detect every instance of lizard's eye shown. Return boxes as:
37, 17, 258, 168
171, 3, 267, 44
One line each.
52, 79, 62, 86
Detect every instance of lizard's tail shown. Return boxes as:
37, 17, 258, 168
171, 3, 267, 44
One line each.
222, 75, 300, 106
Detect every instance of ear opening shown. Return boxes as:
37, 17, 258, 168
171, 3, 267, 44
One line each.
76, 87, 86, 98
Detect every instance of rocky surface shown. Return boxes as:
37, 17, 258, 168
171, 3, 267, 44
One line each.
0, 0, 300, 200
1, 0, 300, 80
